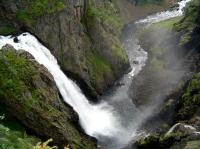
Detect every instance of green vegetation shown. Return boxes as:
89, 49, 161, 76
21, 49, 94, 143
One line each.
84, 0, 129, 92
139, 17, 182, 69
139, 16, 182, 44
111, 42, 129, 63
137, 135, 159, 148
86, 1, 123, 32
16, 0, 65, 25
0, 50, 42, 112
0, 105, 25, 135
0, 25, 17, 35
159, 131, 187, 144
153, 17, 182, 31
175, 0, 200, 31
184, 140, 200, 149
0, 123, 36, 149
86, 51, 113, 86
138, 0, 200, 121
0, 49, 96, 149
139, 16, 181, 39
137, 131, 188, 149
137, 0, 200, 148
174, 0, 200, 45
0, 104, 38, 149
177, 73, 200, 120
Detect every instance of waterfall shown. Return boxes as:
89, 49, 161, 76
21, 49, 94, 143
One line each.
0, 33, 121, 139
0, 0, 193, 148
136, 0, 192, 24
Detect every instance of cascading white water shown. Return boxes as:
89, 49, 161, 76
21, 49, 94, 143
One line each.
0, 33, 122, 139
165, 123, 200, 136
136, 0, 192, 24
0, 0, 193, 148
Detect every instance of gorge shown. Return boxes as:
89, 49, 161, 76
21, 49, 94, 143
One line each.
0, 0, 200, 149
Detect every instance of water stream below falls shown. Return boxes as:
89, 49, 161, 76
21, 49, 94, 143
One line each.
0, 0, 191, 148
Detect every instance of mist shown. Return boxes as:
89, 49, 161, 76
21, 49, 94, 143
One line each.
129, 14, 196, 133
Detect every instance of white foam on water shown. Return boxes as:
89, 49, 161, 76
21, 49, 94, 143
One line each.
136, 0, 192, 24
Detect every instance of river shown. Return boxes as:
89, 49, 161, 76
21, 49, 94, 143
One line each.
0, 0, 191, 149
99, 0, 191, 148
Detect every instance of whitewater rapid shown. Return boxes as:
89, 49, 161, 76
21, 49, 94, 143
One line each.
136, 0, 191, 24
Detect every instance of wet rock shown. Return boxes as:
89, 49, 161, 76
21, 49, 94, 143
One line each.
18, 49, 35, 60
133, 60, 139, 64
115, 82, 125, 87
188, 117, 200, 131
169, 3, 179, 11
13, 37, 19, 43
165, 123, 199, 136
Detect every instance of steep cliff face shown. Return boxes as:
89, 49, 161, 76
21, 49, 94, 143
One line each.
0, 45, 96, 148
0, 0, 129, 99
84, 0, 129, 94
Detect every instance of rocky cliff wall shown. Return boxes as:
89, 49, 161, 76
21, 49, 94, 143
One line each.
0, 0, 130, 100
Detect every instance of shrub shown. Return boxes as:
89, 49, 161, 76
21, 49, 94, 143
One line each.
16, 0, 65, 25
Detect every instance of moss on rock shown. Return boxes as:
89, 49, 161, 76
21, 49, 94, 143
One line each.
0, 25, 17, 35
183, 140, 200, 149
86, 1, 123, 34
176, 73, 200, 120
0, 45, 96, 148
174, 0, 200, 46
0, 123, 37, 149
0, 103, 39, 149
82, 0, 129, 94
16, 0, 65, 26
86, 51, 113, 91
